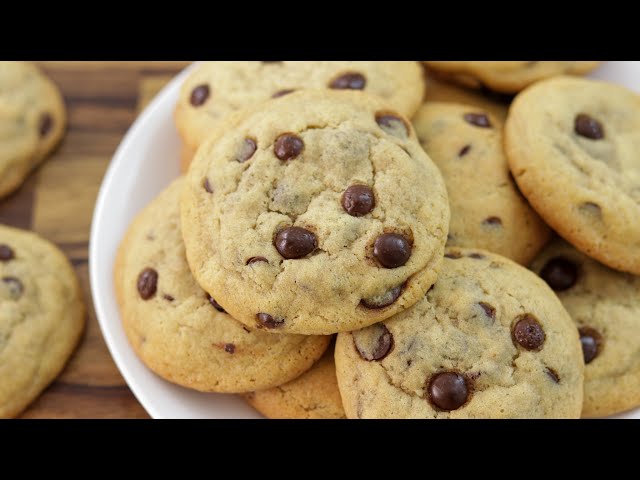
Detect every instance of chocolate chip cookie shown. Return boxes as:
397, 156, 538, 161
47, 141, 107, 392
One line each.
181, 90, 450, 335
413, 102, 551, 265
0, 62, 66, 198
175, 61, 425, 158
504, 76, 640, 275
424, 61, 600, 94
115, 178, 330, 393
0, 224, 84, 418
244, 342, 345, 419
335, 248, 584, 419
531, 239, 640, 417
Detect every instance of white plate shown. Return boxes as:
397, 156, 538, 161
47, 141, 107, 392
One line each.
90, 61, 640, 419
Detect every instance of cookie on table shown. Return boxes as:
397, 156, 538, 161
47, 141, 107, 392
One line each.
181, 90, 450, 335
244, 342, 345, 419
0, 224, 84, 418
531, 239, 640, 418
115, 178, 330, 393
413, 102, 551, 265
335, 248, 584, 419
0, 61, 66, 199
175, 61, 425, 156
424, 61, 600, 94
505, 76, 640, 275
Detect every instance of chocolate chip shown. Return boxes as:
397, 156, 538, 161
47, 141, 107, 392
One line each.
458, 144, 471, 157
464, 112, 492, 128
579, 327, 603, 364
445, 251, 463, 259
190, 84, 210, 107
137, 268, 158, 300
376, 113, 409, 138
468, 253, 485, 259
342, 184, 375, 217
237, 138, 257, 163
224, 343, 236, 354
478, 302, 496, 320
574, 113, 604, 140
246, 256, 269, 265
272, 89, 295, 98
373, 233, 411, 268
274, 226, 317, 259
0, 244, 14, 261
329, 72, 366, 90
2, 277, 24, 300
361, 284, 403, 309
256, 313, 284, 329
427, 372, 470, 411
353, 324, 394, 361
203, 178, 213, 193
545, 367, 560, 383
274, 133, 304, 161
206, 293, 226, 313
482, 216, 502, 226
513, 314, 545, 351
540, 256, 578, 291
39, 113, 53, 137
163, 294, 174, 302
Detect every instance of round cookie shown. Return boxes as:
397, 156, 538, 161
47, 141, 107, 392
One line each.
181, 90, 450, 335
504, 76, 640, 275
0, 224, 84, 418
115, 178, 330, 393
424, 61, 600, 94
0, 61, 66, 199
244, 342, 345, 419
175, 61, 425, 156
335, 248, 584, 419
413, 102, 551, 265
530, 239, 640, 418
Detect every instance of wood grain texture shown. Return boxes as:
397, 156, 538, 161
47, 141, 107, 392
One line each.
3, 61, 190, 419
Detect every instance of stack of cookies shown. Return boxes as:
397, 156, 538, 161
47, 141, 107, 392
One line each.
116, 60, 640, 419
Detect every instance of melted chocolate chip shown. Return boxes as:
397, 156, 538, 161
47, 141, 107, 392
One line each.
478, 302, 496, 320
0, 244, 15, 261
464, 112, 492, 128
206, 293, 226, 313
361, 284, 403, 309
513, 314, 545, 351
545, 367, 560, 383
579, 327, 603, 364
353, 324, 394, 361
224, 343, 236, 354
39, 113, 53, 137
137, 268, 158, 300
274, 133, 304, 161
2, 277, 23, 300
373, 233, 411, 268
574, 113, 604, 140
458, 144, 471, 157
376, 113, 409, 138
237, 138, 257, 163
163, 294, 175, 302
342, 184, 375, 217
427, 372, 470, 411
246, 256, 269, 265
540, 256, 578, 291
203, 178, 213, 193
329, 72, 366, 90
190, 84, 210, 106
274, 227, 317, 259
256, 313, 284, 329
272, 89, 295, 98
482, 216, 502, 226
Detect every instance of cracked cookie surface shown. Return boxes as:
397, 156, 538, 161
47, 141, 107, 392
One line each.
115, 178, 330, 393
424, 61, 600, 94
335, 248, 584, 419
413, 102, 551, 265
181, 90, 450, 335
0, 61, 66, 198
0, 224, 84, 418
175, 61, 425, 156
531, 239, 640, 418
505, 76, 640, 274
244, 342, 345, 419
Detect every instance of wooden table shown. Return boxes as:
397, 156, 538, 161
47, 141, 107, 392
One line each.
0, 61, 191, 418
